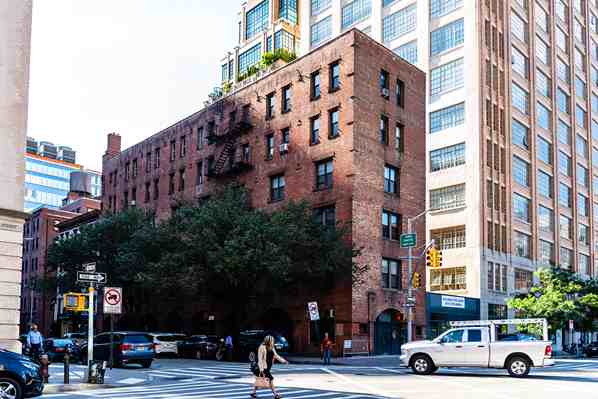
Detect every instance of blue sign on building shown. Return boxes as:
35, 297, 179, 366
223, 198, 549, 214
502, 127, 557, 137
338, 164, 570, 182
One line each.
426, 293, 480, 339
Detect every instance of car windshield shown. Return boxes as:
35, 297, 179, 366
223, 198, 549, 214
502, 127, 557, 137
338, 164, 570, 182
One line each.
156, 335, 179, 342
50, 339, 72, 346
124, 335, 151, 343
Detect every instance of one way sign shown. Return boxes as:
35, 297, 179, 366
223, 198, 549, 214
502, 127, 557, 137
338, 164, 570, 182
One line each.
77, 272, 107, 284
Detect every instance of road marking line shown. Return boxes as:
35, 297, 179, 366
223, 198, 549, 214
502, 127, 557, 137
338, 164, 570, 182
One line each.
321, 367, 388, 398
374, 367, 406, 374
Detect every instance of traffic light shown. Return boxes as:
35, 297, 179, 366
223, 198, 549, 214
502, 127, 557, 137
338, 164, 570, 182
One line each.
426, 248, 437, 268
436, 250, 443, 268
412, 272, 422, 289
63, 292, 86, 312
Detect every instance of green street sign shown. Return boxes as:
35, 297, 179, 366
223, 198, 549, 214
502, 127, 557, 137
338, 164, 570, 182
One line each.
400, 233, 416, 248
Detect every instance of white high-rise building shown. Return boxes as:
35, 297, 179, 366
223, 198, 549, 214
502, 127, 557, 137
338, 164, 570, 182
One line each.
221, 0, 598, 329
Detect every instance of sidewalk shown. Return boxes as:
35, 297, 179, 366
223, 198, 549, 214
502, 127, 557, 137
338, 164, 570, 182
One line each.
287, 354, 402, 367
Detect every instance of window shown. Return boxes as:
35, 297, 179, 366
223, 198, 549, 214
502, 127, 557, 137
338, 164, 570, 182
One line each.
574, 19, 586, 45
310, 115, 320, 145
512, 83, 529, 114
395, 124, 404, 153
575, 48, 586, 72
381, 258, 401, 289
578, 193, 589, 216
314, 205, 335, 227
316, 159, 333, 190
281, 127, 290, 145
430, 143, 465, 171
384, 165, 398, 194
559, 151, 572, 176
311, 71, 321, 99
488, 263, 508, 292
329, 61, 340, 91
282, 85, 291, 113
394, 40, 417, 64
430, 58, 464, 96
380, 115, 389, 144
537, 170, 553, 198
560, 247, 573, 269
536, 70, 550, 97
558, 120, 571, 144
395, 79, 405, 108
311, 0, 331, 15
514, 269, 532, 291
514, 231, 532, 258
196, 161, 203, 186
311, 16, 332, 46
579, 254, 590, 275
382, 210, 401, 240
153, 179, 159, 199
579, 224, 590, 245
168, 173, 175, 195
559, 183, 572, 208
577, 164, 589, 187
488, 304, 508, 320
575, 76, 587, 99
270, 174, 285, 202
513, 156, 530, 187
266, 134, 274, 160
594, 120, 598, 140
430, 0, 463, 19
576, 105, 587, 128
178, 169, 185, 191
329, 108, 340, 138
341, 0, 372, 30
430, 18, 464, 56
556, 58, 570, 83
535, 3, 549, 32
537, 136, 553, 165
379, 69, 389, 95
383, 4, 417, 43
238, 43, 261, 74
430, 266, 466, 290
512, 193, 530, 222
196, 127, 204, 150
170, 140, 176, 161
430, 184, 465, 210
430, 103, 464, 133
266, 92, 275, 119
536, 37, 550, 65
560, 214, 573, 239
245, 0, 269, 39
180, 136, 187, 158
556, 27, 569, 53
536, 103, 551, 129
279, 0, 297, 24
576, 134, 588, 158
512, 119, 529, 149
538, 205, 554, 232
556, 88, 570, 114
511, 12, 528, 43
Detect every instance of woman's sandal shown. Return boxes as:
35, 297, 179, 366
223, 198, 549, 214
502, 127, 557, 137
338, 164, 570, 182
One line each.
249, 394, 257, 398
274, 395, 282, 399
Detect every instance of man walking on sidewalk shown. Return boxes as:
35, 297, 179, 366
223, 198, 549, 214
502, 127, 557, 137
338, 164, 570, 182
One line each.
27, 324, 44, 359
321, 332, 333, 365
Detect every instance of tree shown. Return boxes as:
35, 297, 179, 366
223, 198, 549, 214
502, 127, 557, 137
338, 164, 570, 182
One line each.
507, 267, 598, 333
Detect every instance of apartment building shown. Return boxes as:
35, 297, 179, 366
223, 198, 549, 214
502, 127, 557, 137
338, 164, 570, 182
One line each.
103, 30, 426, 354
219, 0, 598, 322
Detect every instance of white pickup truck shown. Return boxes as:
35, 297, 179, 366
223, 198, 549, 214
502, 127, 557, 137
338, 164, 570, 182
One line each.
400, 318, 554, 377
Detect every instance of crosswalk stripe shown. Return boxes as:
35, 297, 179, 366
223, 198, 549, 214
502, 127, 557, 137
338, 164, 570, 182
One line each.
85, 381, 221, 396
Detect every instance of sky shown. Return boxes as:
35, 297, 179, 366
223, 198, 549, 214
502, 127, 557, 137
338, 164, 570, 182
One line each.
27, 0, 239, 172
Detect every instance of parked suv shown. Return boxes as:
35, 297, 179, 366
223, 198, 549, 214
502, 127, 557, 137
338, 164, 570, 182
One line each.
584, 342, 598, 357
149, 333, 186, 357
178, 335, 221, 359
0, 349, 44, 398
81, 332, 155, 368
238, 330, 289, 360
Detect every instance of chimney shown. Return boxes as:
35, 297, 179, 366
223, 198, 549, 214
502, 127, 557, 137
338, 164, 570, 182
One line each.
103, 133, 121, 161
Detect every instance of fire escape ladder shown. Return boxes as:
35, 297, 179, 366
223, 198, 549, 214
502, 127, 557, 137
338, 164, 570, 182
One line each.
213, 138, 236, 175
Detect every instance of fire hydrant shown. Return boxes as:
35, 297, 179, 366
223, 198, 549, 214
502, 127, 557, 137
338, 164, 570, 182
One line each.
39, 354, 50, 383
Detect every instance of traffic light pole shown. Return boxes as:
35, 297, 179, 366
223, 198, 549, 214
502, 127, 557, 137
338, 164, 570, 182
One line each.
87, 285, 94, 373
406, 209, 429, 342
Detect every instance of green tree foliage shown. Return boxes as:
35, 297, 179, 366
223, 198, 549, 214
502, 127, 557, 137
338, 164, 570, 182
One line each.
507, 267, 598, 332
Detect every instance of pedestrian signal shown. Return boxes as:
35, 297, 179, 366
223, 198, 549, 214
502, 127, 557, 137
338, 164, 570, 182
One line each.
63, 293, 86, 312
412, 272, 422, 289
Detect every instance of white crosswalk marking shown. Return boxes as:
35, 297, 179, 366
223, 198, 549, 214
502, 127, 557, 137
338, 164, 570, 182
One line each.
43, 379, 383, 399
147, 364, 251, 379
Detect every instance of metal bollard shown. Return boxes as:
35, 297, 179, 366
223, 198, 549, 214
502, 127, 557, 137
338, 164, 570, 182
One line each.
64, 347, 70, 384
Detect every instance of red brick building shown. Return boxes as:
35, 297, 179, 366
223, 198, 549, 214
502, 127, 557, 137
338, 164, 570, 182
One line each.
101, 30, 426, 355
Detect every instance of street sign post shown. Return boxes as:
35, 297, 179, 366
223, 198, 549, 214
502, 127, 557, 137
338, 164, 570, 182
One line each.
77, 272, 107, 284
400, 233, 417, 248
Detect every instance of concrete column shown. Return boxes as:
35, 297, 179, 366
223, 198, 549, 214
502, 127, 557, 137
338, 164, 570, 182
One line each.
0, 0, 33, 352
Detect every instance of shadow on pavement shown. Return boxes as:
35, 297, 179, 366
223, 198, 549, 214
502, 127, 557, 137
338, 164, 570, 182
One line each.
431, 372, 598, 383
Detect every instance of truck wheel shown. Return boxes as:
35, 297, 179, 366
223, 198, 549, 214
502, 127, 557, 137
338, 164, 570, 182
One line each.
0, 376, 23, 399
411, 354, 435, 375
507, 356, 530, 377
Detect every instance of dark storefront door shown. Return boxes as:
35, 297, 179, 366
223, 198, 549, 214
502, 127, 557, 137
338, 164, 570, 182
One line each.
374, 309, 405, 355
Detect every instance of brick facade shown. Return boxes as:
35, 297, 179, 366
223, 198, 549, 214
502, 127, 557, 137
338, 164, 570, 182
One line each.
102, 30, 426, 354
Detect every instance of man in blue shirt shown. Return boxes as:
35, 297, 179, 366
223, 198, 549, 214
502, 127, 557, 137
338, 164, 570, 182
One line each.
26, 324, 43, 358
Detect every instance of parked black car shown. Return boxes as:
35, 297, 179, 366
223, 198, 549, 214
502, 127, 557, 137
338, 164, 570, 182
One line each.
178, 335, 221, 359
0, 349, 44, 398
238, 330, 289, 360
584, 342, 598, 357
44, 338, 80, 363
80, 332, 155, 368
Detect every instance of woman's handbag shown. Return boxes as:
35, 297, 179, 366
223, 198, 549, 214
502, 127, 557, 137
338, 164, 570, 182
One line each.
255, 373, 270, 388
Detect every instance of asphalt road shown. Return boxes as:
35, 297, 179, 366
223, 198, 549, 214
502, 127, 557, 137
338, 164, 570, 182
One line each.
41, 358, 598, 399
